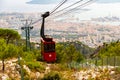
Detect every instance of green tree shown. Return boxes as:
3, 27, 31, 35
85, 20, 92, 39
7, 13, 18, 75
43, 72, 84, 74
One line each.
0, 39, 19, 72
0, 28, 20, 44
0, 39, 6, 72
98, 41, 120, 57
56, 42, 84, 63
56, 43, 65, 63
64, 44, 84, 63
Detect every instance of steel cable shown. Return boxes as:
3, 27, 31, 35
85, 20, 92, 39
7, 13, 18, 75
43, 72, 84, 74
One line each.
52, 0, 96, 18
32, 0, 67, 25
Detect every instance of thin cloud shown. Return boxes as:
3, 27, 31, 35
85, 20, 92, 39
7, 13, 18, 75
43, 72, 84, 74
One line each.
27, 0, 120, 4
27, 0, 60, 4
97, 0, 120, 3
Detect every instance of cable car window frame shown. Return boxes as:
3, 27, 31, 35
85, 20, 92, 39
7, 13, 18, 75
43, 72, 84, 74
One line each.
44, 43, 55, 53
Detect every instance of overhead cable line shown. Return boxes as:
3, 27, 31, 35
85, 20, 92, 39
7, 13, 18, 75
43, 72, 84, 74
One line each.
43, 0, 96, 23
52, 0, 96, 18
51, 0, 84, 16
67, 0, 96, 12
31, 0, 67, 25
50, 0, 68, 15
32, 0, 96, 25
31, 18, 42, 25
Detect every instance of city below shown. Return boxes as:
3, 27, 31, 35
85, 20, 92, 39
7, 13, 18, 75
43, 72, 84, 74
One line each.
0, 12, 120, 48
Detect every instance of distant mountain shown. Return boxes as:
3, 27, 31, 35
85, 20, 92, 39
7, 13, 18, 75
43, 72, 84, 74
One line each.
91, 16, 120, 22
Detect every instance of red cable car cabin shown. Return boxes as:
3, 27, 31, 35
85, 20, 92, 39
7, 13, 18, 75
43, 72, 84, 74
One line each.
41, 37, 56, 62
40, 12, 56, 62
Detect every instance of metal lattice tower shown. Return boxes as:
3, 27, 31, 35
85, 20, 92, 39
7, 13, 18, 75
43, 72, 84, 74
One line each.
21, 19, 33, 51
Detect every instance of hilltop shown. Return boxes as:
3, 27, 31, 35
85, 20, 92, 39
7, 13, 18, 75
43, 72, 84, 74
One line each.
0, 29, 120, 79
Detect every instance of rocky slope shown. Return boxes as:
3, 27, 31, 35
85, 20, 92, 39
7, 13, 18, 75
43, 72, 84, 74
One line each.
0, 59, 120, 80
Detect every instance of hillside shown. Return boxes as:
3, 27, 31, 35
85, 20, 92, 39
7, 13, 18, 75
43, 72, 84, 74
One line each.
91, 41, 120, 58
58, 41, 94, 57
0, 29, 120, 79
1, 58, 120, 80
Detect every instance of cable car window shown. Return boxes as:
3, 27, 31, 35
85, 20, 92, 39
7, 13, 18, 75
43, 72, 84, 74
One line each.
44, 43, 55, 52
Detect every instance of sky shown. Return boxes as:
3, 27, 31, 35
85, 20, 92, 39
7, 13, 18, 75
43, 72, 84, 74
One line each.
27, 0, 120, 4
0, 0, 120, 20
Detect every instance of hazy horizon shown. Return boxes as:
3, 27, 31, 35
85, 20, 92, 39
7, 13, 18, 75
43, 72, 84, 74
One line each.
0, 0, 120, 20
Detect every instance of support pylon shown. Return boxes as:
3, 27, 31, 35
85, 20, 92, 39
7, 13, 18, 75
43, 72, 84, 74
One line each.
21, 19, 33, 51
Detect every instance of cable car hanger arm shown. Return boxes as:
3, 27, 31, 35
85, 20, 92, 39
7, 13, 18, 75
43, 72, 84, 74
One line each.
40, 12, 50, 39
